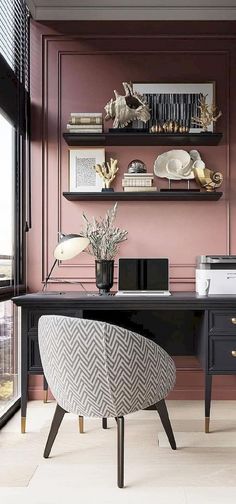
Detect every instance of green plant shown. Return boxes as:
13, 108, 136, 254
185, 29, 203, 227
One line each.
82, 203, 128, 260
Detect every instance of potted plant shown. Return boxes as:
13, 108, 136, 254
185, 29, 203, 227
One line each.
82, 203, 128, 294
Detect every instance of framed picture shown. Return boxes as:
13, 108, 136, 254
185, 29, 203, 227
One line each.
69, 148, 105, 192
133, 82, 215, 132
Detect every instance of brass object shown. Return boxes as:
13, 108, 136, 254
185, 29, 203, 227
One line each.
94, 158, 119, 189
43, 389, 48, 403
21, 417, 26, 434
194, 166, 223, 192
231, 318, 236, 324
205, 417, 210, 434
104, 82, 150, 128
150, 121, 189, 134
191, 94, 222, 132
79, 415, 84, 434
231, 350, 236, 357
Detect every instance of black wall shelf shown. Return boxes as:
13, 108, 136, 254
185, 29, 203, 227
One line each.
63, 191, 223, 202
63, 132, 222, 147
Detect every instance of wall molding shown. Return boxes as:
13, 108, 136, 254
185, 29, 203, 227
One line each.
41, 38, 230, 285
27, 1, 236, 21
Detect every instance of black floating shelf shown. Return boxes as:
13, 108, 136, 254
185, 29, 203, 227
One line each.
63, 132, 222, 147
63, 191, 223, 202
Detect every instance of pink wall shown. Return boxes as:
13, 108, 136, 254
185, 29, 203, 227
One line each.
28, 20, 236, 399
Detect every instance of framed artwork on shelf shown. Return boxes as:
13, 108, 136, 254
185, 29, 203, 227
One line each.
69, 147, 105, 192
133, 82, 215, 133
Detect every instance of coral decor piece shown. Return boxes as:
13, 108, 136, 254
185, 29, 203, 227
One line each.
191, 94, 222, 132
104, 82, 151, 128
94, 158, 119, 190
81, 203, 128, 260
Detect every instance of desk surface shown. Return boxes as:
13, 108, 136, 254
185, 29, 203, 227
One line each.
13, 291, 236, 310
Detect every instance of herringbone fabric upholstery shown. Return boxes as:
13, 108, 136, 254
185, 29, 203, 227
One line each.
38, 315, 176, 418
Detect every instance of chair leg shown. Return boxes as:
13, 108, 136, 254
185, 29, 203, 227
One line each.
155, 399, 176, 450
102, 417, 107, 429
79, 415, 84, 433
43, 375, 48, 404
117, 416, 124, 488
44, 404, 66, 458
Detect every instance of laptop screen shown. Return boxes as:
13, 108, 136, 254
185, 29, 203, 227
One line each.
118, 258, 169, 291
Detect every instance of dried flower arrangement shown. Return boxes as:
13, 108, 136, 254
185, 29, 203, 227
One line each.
81, 203, 128, 260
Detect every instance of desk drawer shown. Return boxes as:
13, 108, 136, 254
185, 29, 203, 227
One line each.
209, 335, 236, 372
28, 332, 43, 373
28, 309, 83, 331
209, 311, 236, 334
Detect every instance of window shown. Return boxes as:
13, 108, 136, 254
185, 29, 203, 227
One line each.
0, 0, 30, 424
0, 113, 14, 288
0, 301, 19, 414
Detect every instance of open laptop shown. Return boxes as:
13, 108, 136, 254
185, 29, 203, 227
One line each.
116, 258, 171, 296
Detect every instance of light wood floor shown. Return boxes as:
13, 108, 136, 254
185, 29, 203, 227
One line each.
1, 400, 236, 503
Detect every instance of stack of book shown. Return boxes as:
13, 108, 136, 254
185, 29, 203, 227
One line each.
66, 113, 103, 133
122, 172, 157, 192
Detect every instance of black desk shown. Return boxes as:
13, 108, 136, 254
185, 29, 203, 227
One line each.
13, 291, 236, 433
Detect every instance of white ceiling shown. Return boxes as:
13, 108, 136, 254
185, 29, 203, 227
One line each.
26, 0, 236, 21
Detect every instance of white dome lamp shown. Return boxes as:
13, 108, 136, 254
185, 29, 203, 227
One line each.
42, 233, 90, 291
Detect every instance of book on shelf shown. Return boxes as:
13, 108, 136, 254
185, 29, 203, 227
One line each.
122, 178, 153, 187
67, 129, 103, 135
123, 186, 157, 192
67, 124, 103, 130
70, 112, 102, 117
70, 116, 103, 125
123, 172, 154, 178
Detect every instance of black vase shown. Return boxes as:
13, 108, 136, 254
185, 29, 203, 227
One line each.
95, 260, 114, 295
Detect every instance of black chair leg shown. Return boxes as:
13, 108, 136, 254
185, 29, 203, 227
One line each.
44, 404, 66, 458
102, 417, 108, 429
117, 416, 124, 488
155, 399, 176, 450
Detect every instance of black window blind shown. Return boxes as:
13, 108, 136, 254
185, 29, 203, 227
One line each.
0, 0, 31, 295
0, 0, 30, 129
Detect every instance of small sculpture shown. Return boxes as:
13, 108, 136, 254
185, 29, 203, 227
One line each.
150, 121, 189, 134
190, 150, 206, 170
194, 166, 223, 192
94, 158, 119, 190
104, 82, 151, 128
127, 159, 147, 174
191, 94, 222, 132
154, 150, 194, 181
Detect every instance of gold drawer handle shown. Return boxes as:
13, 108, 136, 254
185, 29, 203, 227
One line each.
231, 318, 236, 324
231, 351, 236, 357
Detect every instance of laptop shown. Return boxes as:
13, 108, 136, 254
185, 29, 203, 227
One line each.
116, 258, 171, 296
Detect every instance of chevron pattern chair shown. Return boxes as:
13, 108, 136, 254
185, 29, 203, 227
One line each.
38, 315, 176, 488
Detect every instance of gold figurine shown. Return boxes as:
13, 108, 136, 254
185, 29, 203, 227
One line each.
150, 121, 189, 134
191, 94, 222, 132
94, 157, 119, 190
194, 166, 223, 192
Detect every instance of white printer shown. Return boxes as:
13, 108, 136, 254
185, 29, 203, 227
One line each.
196, 255, 236, 295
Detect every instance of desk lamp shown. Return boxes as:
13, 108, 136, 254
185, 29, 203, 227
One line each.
42, 233, 89, 291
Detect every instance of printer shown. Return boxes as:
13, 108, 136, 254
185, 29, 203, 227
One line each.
196, 255, 236, 295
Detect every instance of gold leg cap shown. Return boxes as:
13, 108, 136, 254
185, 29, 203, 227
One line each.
43, 390, 48, 404
21, 417, 26, 434
79, 415, 84, 434
205, 417, 210, 433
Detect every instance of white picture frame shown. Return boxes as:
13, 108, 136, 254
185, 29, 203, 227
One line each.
69, 148, 105, 192
133, 82, 215, 132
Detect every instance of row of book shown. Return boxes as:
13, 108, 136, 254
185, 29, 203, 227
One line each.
122, 172, 157, 192
67, 113, 103, 133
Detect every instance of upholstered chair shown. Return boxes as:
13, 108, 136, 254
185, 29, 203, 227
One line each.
38, 315, 176, 488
